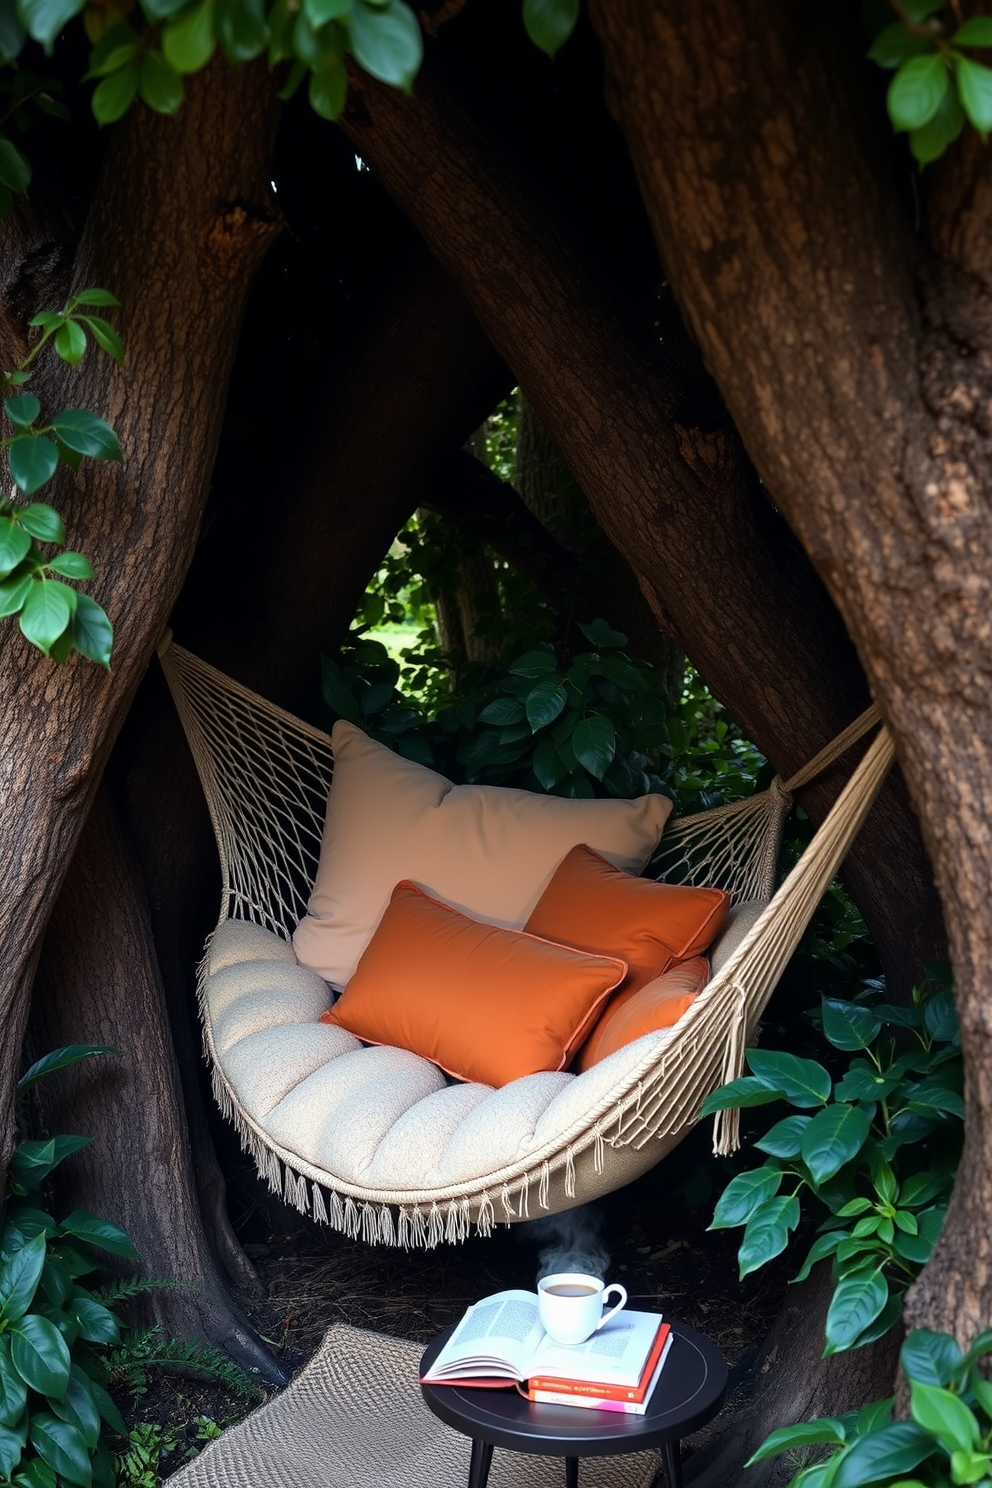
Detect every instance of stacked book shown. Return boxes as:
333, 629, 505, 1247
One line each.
420, 1288, 672, 1416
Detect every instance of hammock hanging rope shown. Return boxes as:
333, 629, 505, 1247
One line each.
158, 636, 894, 1247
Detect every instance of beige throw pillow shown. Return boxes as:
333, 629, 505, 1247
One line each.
292, 722, 673, 988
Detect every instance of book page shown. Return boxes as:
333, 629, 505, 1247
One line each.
423, 1290, 542, 1380
529, 1309, 663, 1386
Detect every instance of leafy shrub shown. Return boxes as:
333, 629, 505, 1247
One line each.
751, 1326, 992, 1488
701, 975, 962, 1356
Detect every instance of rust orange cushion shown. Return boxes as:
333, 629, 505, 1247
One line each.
524, 844, 730, 994
577, 956, 710, 1071
321, 881, 627, 1087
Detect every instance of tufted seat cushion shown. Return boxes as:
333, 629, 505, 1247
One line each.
203, 920, 682, 1197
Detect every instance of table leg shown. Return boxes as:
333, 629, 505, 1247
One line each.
660, 1440, 683, 1488
468, 1438, 494, 1488
565, 1457, 579, 1488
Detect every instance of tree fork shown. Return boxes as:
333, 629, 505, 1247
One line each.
337, 57, 944, 996
589, 0, 992, 1351
0, 57, 281, 1168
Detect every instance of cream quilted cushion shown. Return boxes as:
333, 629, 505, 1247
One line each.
709, 900, 767, 975
206, 920, 689, 1197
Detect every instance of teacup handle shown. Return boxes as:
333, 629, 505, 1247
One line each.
595, 1283, 627, 1332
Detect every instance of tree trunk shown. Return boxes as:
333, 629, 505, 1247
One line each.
337, 59, 945, 998
29, 788, 283, 1381
0, 58, 281, 1166
588, 0, 992, 1351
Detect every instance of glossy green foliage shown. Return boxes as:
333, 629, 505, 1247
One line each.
866, 2, 992, 163
748, 1327, 992, 1488
702, 972, 962, 1355
0, 291, 122, 666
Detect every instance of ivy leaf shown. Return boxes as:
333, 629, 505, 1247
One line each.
10, 1315, 71, 1399
0, 517, 31, 578
46, 551, 95, 580
525, 676, 567, 731
90, 62, 139, 123
9, 501, 62, 540
709, 1166, 783, 1229
577, 617, 627, 648
954, 17, 992, 48
800, 1103, 872, 1185
821, 998, 881, 1051
867, 22, 931, 68
215, 0, 268, 60
19, 579, 73, 653
572, 715, 615, 780
16, 0, 86, 50
348, 0, 421, 90
478, 697, 526, 726
308, 57, 348, 117
522, 0, 579, 58
162, 0, 215, 75
0, 572, 32, 617
747, 1049, 832, 1106
50, 409, 121, 460
888, 52, 949, 131
78, 315, 123, 363
4, 393, 40, 427
532, 737, 566, 790
54, 319, 87, 364
824, 1269, 888, 1356
304, 0, 349, 23
28, 1411, 92, 1487
509, 649, 557, 677
139, 49, 184, 112
59, 1211, 137, 1257
8, 435, 59, 495
85, 20, 137, 74
70, 593, 113, 667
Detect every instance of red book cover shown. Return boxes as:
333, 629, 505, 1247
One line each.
528, 1322, 670, 1403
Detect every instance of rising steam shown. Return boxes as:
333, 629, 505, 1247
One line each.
522, 1205, 611, 1283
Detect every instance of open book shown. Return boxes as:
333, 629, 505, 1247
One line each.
420, 1289, 664, 1391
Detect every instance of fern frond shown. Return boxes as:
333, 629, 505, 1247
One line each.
93, 1275, 194, 1307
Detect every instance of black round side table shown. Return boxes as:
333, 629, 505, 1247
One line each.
419, 1318, 727, 1488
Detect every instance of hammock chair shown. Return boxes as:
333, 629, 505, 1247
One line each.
159, 637, 895, 1249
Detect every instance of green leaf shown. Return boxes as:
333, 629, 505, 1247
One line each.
910, 1379, 980, 1453
45, 551, 95, 580
4, 395, 40, 428
85, 21, 138, 74
139, 48, 184, 112
791, 1230, 844, 1285
29, 1412, 92, 1488
821, 998, 881, 1051
59, 1212, 137, 1257
901, 1328, 964, 1387
746, 1417, 847, 1467
709, 1166, 783, 1229
0, 1419, 25, 1480
868, 22, 932, 68
0, 1234, 46, 1323
834, 1061, 899, 1103
10, 1315, 70, 1399
16, 1455, 60, 1488
70, 593, 113, 667
848, 1292, 903, 1350
8, 436, 58, 495
84, 1377, 124, 1435
16, 0, 86, 50
956, 18, 992, 48
572, 715, 615, 780
755, 1114, 812, 1158
70, 288, 120, 307
19, 579, 72, 653
91, 62, 139, 123
349, 0, 422, 89
215, 0, 267, 60
956, 55, 992, 134
699, 1076, 785, 1114
78, 315, 123, 363
48, 1365, 101, 1450
800, 1104, 872, 1185
830, 1423, 934, 1488
304, 0, 349, 23
509, 648, 557, 677
0, 1342, 27, 1428
0, 572, 32, 616
54, 319, 87, 364
532, 737, 566, 790
16, 1045, 116, 1092
69, 1296, 119, 1344
888, 52, 950, 131
162, 0, 215, 73
10, 1136, 91, 1190
738, 1194, 800, 1279
0, 517, 31, 578
50, 409, 121, 461
962, 1327, 992, 1368
0, 0, 26, 60
523, 0, 578, 56
478, 697, 526, 726
824, 1270, 888, 1356
747, 1049, 832, 1107
577, 618, 627, 648
525, 676, 567, 731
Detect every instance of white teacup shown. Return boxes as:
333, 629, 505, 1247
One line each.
537, 1272, 628, 1347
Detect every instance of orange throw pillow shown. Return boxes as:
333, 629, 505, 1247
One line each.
322, 881, 627, 1087
524, 844, 730, 994
577, 956, 710, 1071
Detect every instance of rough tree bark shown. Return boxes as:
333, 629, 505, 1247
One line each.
30, 788, 281, 1380
337, 56, 945, 997
588, 0, 992, 1354
0, 58, 281, 1168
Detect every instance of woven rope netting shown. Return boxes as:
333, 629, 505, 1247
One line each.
159, 637, 895, 1230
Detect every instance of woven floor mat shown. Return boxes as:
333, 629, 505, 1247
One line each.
168, 1323, 661, 1488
